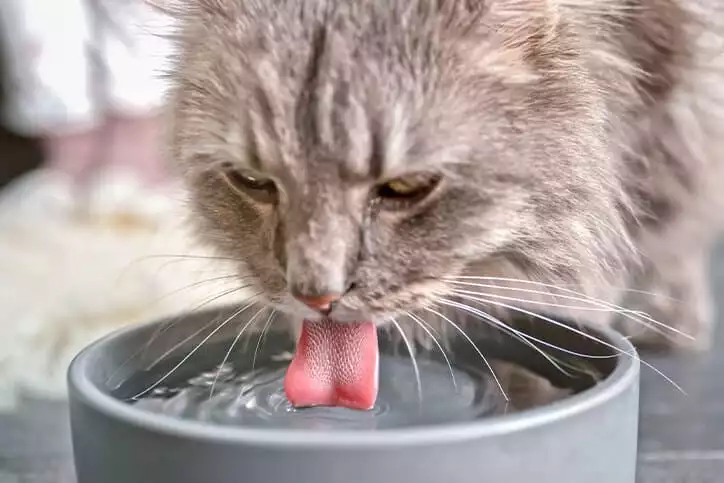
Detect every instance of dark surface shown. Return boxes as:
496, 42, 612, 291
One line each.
0, 28, 43, 187
0, 127, 42, 188
636, 247, 724, 483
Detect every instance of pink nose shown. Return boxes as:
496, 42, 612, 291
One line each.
294, 294, 340, 314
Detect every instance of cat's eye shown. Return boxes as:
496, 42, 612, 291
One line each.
375, 173, 441, 208
220, 166, 278, 203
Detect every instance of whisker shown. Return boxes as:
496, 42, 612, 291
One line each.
433, 298, 579, 378
210, 306, 268, 398
145, 312, 228, 370
445, 279, 693, 341
445, 275, 679, 302
423, 307, 509, 402
129, 253, 245, 265
390, 318, 423, 405
452, 299, 599, 379
104, 313, 226, 388
463, 295, 685, 394
150, 262, 248, 283
106, 288, 249, 388
141, 285, 252, 362
404, 311, 457, 390
116, 253, 245, 285
448, 284, 627, 312
436, 296, 621, 386
452, 290, 668, 358
150, 275, 245, 308
252, 310, 278, 370
450, 288, 675, 344
448, 287, 679, 344
132, 298, 260, 399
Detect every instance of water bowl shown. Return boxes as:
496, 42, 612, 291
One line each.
68, 305, 639, 483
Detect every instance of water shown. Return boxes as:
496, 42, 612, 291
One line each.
129, 353, 503, 430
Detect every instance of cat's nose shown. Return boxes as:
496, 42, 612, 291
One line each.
293, 293, 340, 315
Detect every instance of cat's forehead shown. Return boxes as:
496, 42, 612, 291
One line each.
180, 0, 531, 178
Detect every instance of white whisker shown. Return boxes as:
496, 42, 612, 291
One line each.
116, 253, 245, 286
404, 311, 457, 390
436, 296, 627, 383
390, 318, 423, 405
108, 296, 248, 389
446, 276, 679, 302
434, 298, 580, 377
132, 299, 260, 400
129, 253, 244, 266
448, 287, 676, 344
105, 312, 226, 389
423, 307, 509, 402
453, 290, 665, 359
445, 278, 693, 341
252, 310, 278, 370
462, 295, 685, 394
210, 306, 268, 397
146, 312, 227, 370
141, 286, 255, 363
106, 317, 219, 387
151, 275, 243, 305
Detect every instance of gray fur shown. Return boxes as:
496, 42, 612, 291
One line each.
166, 0, 724, 351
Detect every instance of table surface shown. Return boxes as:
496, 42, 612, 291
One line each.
1, 245, 723, 483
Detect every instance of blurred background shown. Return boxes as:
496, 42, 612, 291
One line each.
0, 2, 723, 483
0, 4, 248, 480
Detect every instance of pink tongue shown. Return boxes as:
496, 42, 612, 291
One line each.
284, 320, 379, 410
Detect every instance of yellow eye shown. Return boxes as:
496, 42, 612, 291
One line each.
219, 164, 278, 203
376, 173, 441, 206
384, 179, 419, 195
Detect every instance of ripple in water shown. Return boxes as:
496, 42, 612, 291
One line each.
131, 354, 502, 430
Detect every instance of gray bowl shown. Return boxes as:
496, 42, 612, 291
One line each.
68, 306, 640, 483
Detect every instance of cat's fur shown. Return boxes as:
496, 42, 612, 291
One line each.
166, 0, 724, 351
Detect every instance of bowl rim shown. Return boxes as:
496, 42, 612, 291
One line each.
68, 312, 640, 449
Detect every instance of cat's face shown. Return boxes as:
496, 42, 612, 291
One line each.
171, 0, 629, 327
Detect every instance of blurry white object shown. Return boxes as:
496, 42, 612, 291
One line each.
0, 0, 175, 135
0, 169, 78, 222
85, 168, 181, 224
0, 176, 250, 409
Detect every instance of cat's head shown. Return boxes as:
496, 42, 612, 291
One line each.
170, 0, 630, 327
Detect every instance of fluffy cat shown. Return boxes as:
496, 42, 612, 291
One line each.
165, 0, 724, 354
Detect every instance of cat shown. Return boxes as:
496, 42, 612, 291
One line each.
164, 0, 724, 366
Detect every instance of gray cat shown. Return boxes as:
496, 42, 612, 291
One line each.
166, 0, 724, 359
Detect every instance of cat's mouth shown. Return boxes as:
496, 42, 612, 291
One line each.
284, 318, 379, 411
280, 281, 442, 410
